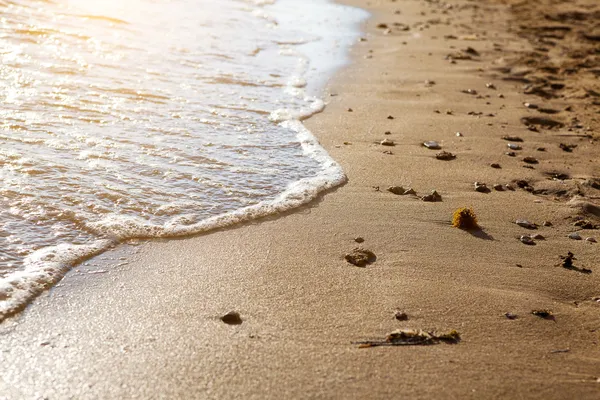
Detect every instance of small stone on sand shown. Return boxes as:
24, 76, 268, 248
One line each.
421, 190, 442, 202
221, 311, 243, 325
423, 141, 441, 149
354, 237, 365, 243
586, 237, 597, 243
523, 156, 538, 164
395, 312, 409, 321
491, 163, 501, 169
474, 182, 490, 193
345, 248, 377, 267
568, 232, 582, 240
520, 235, 535, 245
436, 151, 456, 160
507, 143, 522, 150
381, 139, 395, 146
493, 184, 504, 191
516, 220, 537, 229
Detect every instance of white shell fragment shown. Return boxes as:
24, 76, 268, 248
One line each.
423, 141, 441, 149
507, 143, 522, 150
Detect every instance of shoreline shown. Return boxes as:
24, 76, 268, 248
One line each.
2, 0, 600, 398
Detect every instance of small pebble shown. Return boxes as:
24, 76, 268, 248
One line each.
568, 232, 582, 240
491, 163, 501, 169
516, 220, 537, 229
505, 184, 515, 191
507, 143, 522, 150
486, 83, 496, 89
542, 221, 553, 227
456, 132, 463, 137
505, 151, 516, 157
504, 312, 518, 320
421, 190, 442, 202
354, 237, 365, 243
436, 151, 456, 160
586, 237, 597, 243
532, 234, 545, 240
493, 184, 504, 191
474, 182, 490, 193
523, 156, 538, 164
520, 235, 535, 245
395, 312, 409, 321
381, 139, 395, 146
221, 311, 243, 325
387, 115, 394, 120
524, 103, 538, 109
423, 141, 441, 149
347, 108, 353, 112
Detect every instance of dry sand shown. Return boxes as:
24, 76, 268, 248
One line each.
2, 0, 600, 398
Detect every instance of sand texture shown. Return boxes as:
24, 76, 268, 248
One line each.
2, 0, 600, 398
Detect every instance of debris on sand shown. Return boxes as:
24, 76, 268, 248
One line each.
380, 138, 395, 146
474, 182, 490, 193
520, 116, 564, 129
523, 156, 538, 164
357, 329, 461, 348
532, 310, 554, 320
421, 190, 442, 202
502, 135, 523, 142
586, 237, 597, 243
507, 143, 522, 150
461, 89, 478, 95
504, 312, 518, 320
354, 237, 364, 243
221, 311, 243, 325
387, 186, 416, 195
560, 252, 576, 269
345, 248, 376, 267
463, 47, 480, 56
436, 151, 456, 160
574, 220, 598, 229
516, 220, 537, 229
395, 312, 409, 321
559, 251, 592, 274
559, 143, 577, 152
542, 221, 553, 227
524, 102, 539, 109
568, 232, 582, 240
491, 163, 501, 169
452, 207, 479, 230
486, 83, 496, 89
423, 141, 441, 149
493, 184, 504, 191
520, 235, 535, 245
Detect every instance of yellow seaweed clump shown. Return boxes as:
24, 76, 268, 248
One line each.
452, 207, 479, 230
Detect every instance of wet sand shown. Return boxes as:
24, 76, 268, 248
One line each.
2, 0, 600, 398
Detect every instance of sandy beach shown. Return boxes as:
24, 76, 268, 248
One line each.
2, 0, 600, 398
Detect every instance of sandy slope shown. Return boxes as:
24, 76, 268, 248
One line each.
1, 0, 599, 398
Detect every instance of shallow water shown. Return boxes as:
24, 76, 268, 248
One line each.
0, 0, 367, 317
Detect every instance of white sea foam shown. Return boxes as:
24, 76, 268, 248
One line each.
0, 0, 368, 321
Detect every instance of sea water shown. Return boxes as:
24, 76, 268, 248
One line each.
0, 0, 368, 319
